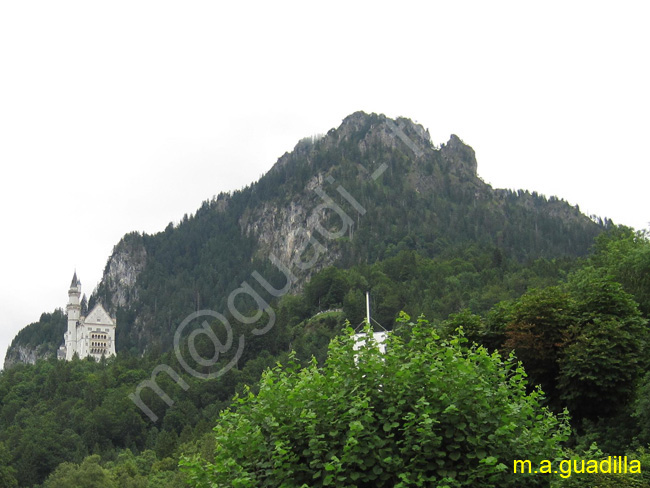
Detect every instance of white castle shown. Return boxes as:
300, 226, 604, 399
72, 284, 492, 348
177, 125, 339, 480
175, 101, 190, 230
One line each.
58, 272, 117, 360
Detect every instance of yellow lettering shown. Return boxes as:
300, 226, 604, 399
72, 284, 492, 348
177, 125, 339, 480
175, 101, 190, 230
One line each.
539, 460, 552, 474
586, 460, 598, 473
572, 460, 585, 474
600, 457, 612, 473
514, 460, 531, 474
559, 460, 572, 478
630, 460, 641, 474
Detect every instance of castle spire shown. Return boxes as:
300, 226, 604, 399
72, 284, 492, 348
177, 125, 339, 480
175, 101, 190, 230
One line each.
70, 271, 79, 288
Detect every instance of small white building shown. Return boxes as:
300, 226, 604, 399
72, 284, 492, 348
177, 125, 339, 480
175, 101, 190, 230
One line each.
353, 331, 388, 354
58, 272, 117, 361
352, 292, 388, 355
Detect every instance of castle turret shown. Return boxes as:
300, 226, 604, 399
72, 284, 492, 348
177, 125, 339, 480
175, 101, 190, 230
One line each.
65, 272, 81, 360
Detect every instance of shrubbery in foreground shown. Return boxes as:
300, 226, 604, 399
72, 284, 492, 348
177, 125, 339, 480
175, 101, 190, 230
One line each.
181, 314, 568, 487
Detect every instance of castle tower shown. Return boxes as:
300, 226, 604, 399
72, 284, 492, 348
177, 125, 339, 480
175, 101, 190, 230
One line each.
65, 272, 81, 360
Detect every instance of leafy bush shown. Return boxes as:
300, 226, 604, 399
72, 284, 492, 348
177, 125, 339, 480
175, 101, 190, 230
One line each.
181, 314, 569, 487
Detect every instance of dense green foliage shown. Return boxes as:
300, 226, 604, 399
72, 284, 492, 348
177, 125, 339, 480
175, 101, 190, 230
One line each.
181, 316, 569, 487
41, 452, 187, 488
589, 227, 650, 315
0, 228, 648, 487
0, 348, 281, 487
0, 356, 162, 486
4, 113, 648, 486
444, 231, 650, 458
0, 248, 581, 486
0, 441, 17, 488
491, 268, 649, 424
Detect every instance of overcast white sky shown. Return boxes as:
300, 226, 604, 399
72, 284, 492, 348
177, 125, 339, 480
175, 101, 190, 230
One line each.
1, 1, 648, 368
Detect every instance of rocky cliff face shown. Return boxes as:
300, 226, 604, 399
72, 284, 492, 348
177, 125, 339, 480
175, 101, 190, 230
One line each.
239, 113, 436, 283
3, 344, 53, 370
335, 112, 433, 157
241, 174, 343, 283
95, 232, 147, 314
441, 134, 478, 177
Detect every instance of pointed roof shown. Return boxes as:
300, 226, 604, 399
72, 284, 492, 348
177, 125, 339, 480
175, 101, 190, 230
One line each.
85, 302, 116, 327
70, 271, 79, 288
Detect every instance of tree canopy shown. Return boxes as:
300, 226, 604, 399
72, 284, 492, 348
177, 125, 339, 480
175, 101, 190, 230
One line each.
181, 315, 568, 487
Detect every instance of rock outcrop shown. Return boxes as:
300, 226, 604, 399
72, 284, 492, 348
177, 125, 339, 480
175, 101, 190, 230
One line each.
3, 343, 52, 370
96, 232, 147, 314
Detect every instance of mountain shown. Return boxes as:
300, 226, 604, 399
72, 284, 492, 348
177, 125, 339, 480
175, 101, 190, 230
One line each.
4, 111, 604, 368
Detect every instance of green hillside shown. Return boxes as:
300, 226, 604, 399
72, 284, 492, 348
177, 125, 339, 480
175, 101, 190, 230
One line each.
96, 112, 602, 355
4, 113, 648, 487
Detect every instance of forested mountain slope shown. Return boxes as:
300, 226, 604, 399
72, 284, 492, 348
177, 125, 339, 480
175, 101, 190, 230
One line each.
5, 111, 603, 366
10, 113, 650, 488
